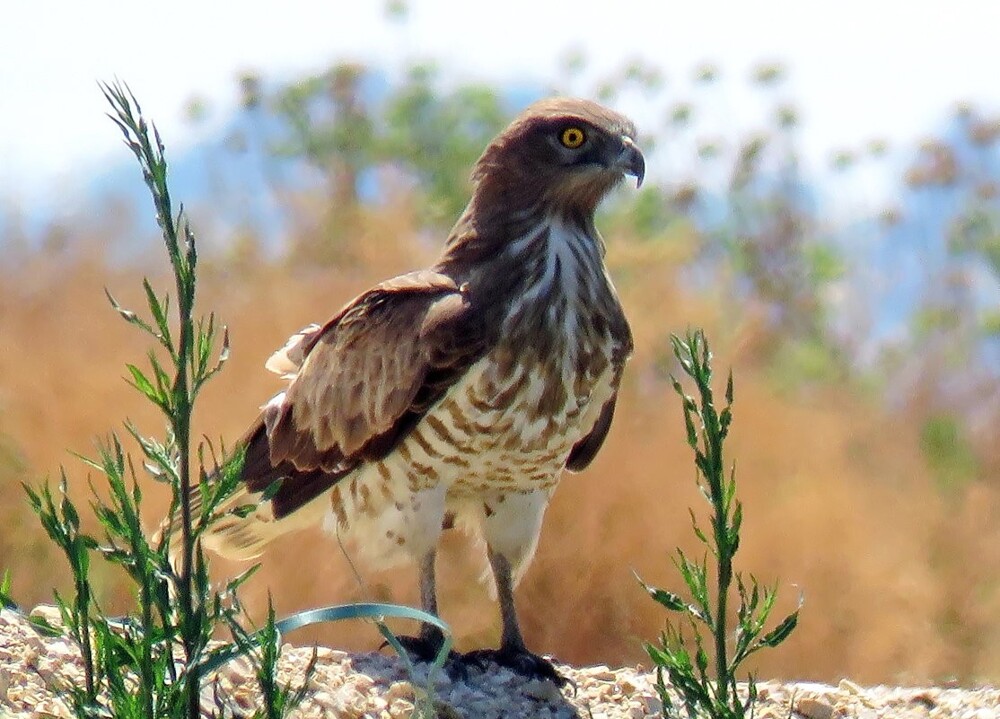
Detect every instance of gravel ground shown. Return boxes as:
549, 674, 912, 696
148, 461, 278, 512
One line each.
2, 607, 998, 718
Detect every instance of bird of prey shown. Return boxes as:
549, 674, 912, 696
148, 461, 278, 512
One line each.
201, 97, 643, 682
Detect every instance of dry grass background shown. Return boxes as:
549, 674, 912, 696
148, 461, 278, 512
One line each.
1, 205, 999, 687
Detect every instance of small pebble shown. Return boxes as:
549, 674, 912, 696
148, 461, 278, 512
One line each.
838, 678, 864, 695
522, 678, 563, 702
796, 696, 835, 719
385, 680, 415, 701
640, 694, 664, 715
28, 605, 64, 627
618, 676, 638, 693
388, 698, 415, 718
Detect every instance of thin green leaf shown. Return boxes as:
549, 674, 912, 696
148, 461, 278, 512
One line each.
757, 609, 799, 649
126, 364, 163, 406
142, 278, 174, 353
260, 478, 283, 503
105, 288, 156, 337
644, 585, 687, 612
689, 508, 708, 545
230, 503, 256, 519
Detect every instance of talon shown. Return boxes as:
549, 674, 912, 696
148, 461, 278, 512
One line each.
462, 648, 570, 689
385, 633, 442, 662
385, 633, 467, 681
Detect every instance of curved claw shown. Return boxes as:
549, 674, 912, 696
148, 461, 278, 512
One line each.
383, 634, 468, 681
462, 648, 572, 691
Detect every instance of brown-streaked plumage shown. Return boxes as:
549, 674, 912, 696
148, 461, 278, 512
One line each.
194, 97, 643, 683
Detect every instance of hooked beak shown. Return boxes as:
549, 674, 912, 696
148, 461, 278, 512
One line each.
616, 136, 646, 188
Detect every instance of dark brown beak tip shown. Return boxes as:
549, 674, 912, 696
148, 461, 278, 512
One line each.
620, 136, 645, 189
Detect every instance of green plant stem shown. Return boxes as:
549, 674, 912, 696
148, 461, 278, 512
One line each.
114, 80, 201, 719
73, 556, 95, 702
139, 88, 200, 719
715, 552, 730, 707
138, 536, 155, 719
174, 301, 197, 719
708, 398, 732, 707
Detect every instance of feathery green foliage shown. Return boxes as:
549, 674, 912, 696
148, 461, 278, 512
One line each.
638, 330, 801, 719
4, 81, 311, 719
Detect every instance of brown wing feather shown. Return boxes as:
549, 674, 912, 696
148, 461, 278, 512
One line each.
564, 392, 618, 472
565, 297, 632, 473
243, 270, 488, 518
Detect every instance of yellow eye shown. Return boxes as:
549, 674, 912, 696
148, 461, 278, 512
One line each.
560, 126, 586, 149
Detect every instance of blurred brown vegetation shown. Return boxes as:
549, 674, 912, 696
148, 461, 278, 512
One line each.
2, 54, 1000, 687
2, 209, 999, 686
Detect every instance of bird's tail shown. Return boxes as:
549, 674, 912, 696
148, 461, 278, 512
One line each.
156, 322, 330, 560
157, 478, 329, 561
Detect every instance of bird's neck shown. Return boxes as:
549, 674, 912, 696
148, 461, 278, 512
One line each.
435, 202, 615, 345
436, 195, 604, 279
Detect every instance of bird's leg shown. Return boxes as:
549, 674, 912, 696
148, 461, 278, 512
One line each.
391, 549, 444, 660
416, 548, 444, 648
492, 547, 528, 654
463, 546, 568, 687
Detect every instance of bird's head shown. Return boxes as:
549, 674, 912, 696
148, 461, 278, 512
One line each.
471, 98, 645, 221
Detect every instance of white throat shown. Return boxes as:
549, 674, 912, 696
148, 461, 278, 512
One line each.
502, 219, 606, 339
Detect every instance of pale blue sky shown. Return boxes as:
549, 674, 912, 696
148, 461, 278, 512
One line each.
2, 0, 998, 214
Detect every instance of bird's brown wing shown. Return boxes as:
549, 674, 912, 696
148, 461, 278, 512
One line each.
564, 392, 618, 472
241, 270, 488, 518
565, 304, 632, 473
